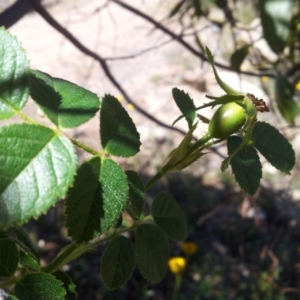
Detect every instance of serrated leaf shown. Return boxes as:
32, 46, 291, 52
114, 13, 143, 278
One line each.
151, 192, 187, 241
66, 157, 128, 243
275, 74, 300, 124
172, 88, 196, 128
101, 236, 135, 290
252, 121, 295, 174
227, 136, 262, 196
30, 70, 100, 128
5, 226, 39, 262
15, 273, 66, 300
136, 223, 169, 283
53, 271, 77, 300
0, 238, 19, 277
125, 171, 145, 219
0, 27, 29, 119
230, 45, 249, 72
0, 123, 77, 229
259, 0, 292, 54
100, 94, 141, 157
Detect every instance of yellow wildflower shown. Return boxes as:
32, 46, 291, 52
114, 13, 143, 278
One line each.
127, 103, 134, 110
168, 257, 186, 274
181, 242, 198, 255
296, 81, 300, 91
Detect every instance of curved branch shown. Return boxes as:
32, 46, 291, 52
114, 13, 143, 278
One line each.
111, 0, 275, 78
0, 0, 34, 28
26, 0, 187, 137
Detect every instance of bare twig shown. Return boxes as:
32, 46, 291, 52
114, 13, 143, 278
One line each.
26, 0, 188, 137
110, 0, 275, 78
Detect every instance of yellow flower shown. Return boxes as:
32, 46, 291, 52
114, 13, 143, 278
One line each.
296, 81, 300, 91
168, 257, 186, 274
127, 103, 134, 110
116, 95, 124, 102
181, 242, 198, 255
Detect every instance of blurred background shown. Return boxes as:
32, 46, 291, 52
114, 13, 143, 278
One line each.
1, 0, 300, 299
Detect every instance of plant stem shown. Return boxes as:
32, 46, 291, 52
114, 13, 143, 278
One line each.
70, 137, 101, 156
145, 169, 164, 190
172, 273, 182, 300
42, 242, 78, 273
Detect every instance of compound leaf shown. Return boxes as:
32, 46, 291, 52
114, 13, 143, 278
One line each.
66, 157, 128, 243
101, 236, 135, 290
30, 70, 100, 128
15, 273, 66, 300
151, 192, 187, 241
100, 94, 141, 157
252, 121, 295, 174
0, 123, 77, 229
136, 224, 169, 283
227, 136, 262, 196
0, 27, 29, 119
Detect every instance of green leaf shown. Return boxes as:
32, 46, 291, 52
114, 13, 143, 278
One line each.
151, 192, 187, 241
0, 123, 77, 229
136, 223, 169, 283
0, 27, 29, 119
252, 121, 295, 174
66, 157, 128, 243
125, 171, 145, 219
5, 226, 39, 262
100, 94, 141, 157
30, 70, 100, 128
101, 236, 135, 290
259, 0, 293, 54
0, 238, 19, 277
15, 273, 66, 300
227, 136, 262, 196
53, 271, 77, 300
172, 88, 196, 128
19, 250, 40, 271
230, 45, 249, 72
275, 74, 300, 125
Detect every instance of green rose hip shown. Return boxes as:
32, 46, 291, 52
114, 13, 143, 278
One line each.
208, 102, 246, 139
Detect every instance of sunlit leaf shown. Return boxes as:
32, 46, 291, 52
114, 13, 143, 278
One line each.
0, 27, 29, 119
0, 124, 77, 229
30, 70, 100, 128
259, 0, 293, 54
66, 157, 128, 243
